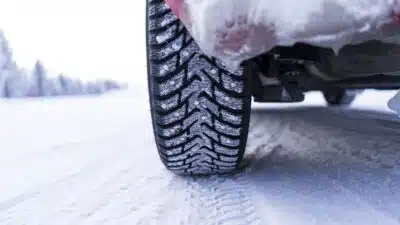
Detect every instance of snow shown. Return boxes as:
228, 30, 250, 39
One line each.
1, 88, 400, 224
181, 0, 400, 70
0, 1, 400, 222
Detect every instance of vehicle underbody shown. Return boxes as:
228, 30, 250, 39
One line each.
245, 41, 400, 103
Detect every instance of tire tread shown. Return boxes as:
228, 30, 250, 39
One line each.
146, 0, 251, 175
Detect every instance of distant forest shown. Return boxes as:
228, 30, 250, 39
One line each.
0, 30, 127, 98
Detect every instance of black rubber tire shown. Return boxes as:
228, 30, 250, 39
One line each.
146, 0, 252, 175
323, 88, 356, 106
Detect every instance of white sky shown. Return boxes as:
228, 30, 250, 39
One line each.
0, 0, 147, 85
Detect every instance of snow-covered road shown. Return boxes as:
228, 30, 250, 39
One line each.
1, 89, 400, 225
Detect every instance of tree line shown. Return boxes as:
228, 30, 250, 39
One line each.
0, 30, 127, 98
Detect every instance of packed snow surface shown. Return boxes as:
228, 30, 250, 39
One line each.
179, 0, 400, 69
1, 89, 400, 225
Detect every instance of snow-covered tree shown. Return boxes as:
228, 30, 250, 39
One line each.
103, 80, 121, 91
0, 30, 17, 98
45, 78, 64, 96
72, 79, 84, 95
56, 74, 82, 95
57, 74, 69, 94
3, 68, 32, 97
0, 31, 13, 71
85, 81, 103, 94
31, 60, 47, 96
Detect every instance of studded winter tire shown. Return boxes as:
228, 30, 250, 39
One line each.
146, 0, 252, 175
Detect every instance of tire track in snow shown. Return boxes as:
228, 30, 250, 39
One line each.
170, 175, 260, 225
168, 115, 290, 225
241, 145, 400, 225
0, 130, 156, 225
245, 106, 400, 224
118, 172, 196, 225
127, 110, 291, 225
244, 111, 288, 170
0, 129, 134, 212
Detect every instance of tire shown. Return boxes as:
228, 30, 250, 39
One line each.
323, 88, 356, 106
146, 0, 252, 175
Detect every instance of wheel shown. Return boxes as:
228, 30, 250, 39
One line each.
323, 88, 356, 106
146, 0, 252, 175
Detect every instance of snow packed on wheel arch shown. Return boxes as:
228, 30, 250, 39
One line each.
166, 0, 400, 71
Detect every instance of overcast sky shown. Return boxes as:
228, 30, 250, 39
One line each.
0, 0, 146, 84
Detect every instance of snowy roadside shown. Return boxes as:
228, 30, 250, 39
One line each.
0, 89, 400, 225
